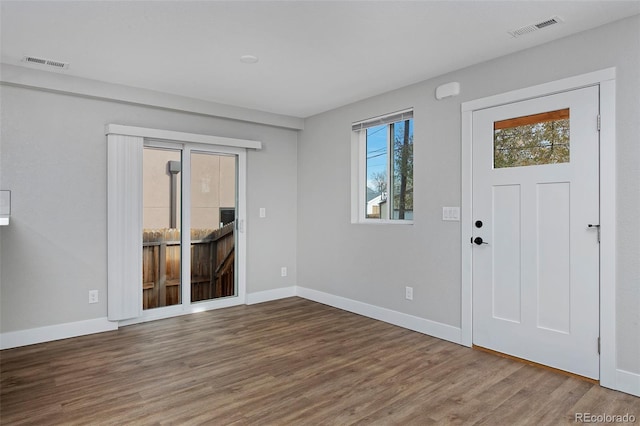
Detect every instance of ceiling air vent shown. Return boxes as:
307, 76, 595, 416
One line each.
22, 56, 69, 70
509, 16, 564, 38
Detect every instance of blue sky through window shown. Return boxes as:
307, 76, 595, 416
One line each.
366, 124, 387, 192
366, 120, 414, 192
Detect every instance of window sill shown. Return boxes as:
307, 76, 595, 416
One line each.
0, 216, 9, 226
353, 219, 414, 226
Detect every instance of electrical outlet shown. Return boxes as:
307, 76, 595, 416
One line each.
88, 290, 99, 304
405, 286, 413, 301
259, 208, 266, 218
281, 267, 287, 277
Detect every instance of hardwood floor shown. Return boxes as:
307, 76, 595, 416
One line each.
1, 297, 638, 425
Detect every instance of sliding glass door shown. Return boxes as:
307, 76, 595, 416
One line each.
142, 143, 240, 315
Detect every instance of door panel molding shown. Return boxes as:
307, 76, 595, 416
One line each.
461, 68, 618, 388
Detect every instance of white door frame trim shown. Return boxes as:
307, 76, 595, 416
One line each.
460, 68, 616, 386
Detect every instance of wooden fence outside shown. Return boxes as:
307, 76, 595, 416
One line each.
142, 222, 235, 310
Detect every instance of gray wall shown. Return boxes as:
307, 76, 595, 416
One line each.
0, 85, 298, 332
297, 15, 639, 374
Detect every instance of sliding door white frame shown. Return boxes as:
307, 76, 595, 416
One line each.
106, 124, 259, 325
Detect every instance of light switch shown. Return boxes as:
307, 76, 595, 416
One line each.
259, 207, 266, 218
442, 206, 460, 221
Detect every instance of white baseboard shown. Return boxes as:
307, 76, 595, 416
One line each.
296, 286, 462, 345
246, 286, 297, 305
0, 317, 118, 350
603, 369, 640, 397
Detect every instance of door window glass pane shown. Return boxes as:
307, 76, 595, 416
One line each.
494, 108, 570, 168
191, 152, 237, 302
142, 148, 182, 310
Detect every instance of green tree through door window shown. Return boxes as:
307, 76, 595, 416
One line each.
494, 108, 570, 168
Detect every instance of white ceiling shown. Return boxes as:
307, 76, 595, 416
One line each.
1, 1, 639, 118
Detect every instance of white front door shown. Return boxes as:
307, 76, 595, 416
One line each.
472, 86, 600, 379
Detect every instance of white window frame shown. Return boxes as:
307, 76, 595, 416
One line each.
351, 109, 414, 225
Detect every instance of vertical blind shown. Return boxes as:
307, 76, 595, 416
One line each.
107, 133, 143, 321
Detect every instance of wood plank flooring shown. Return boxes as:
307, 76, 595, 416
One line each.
1, 298, 638, 425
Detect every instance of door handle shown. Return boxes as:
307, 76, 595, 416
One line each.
588, 224, 600, 243
472, 237, 488, 245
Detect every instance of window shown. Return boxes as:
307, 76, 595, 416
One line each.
494, 108, 570, 168
352, 109, 414, 223
220, 208, 236, 226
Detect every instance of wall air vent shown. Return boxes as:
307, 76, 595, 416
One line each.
22, 56, 69, 70
509, 16, 564, 38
